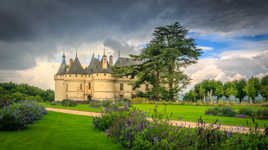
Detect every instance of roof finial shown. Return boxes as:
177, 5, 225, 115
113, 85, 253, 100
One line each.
104, 48, 106, 56
75, 50, 77, 58
118, 50, 120, 58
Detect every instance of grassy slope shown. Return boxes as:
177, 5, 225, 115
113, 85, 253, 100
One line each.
42, 102, 102, 112
0, 111, 124, 150
133, 104, 268, 128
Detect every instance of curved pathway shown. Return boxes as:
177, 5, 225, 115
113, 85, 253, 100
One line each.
46, 107, 264, 134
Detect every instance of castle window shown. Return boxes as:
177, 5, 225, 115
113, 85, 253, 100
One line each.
120, 83, 124, 91
66, 84, 68, 91
80, 84, 82, 90
75, 74, 77, 77
88, 82, 91, 89
120, 95, 123, 99
69, 75, 71, 77
104, 73, 106, 76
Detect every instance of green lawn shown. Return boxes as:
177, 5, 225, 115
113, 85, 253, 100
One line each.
42, 102, 102, 112
133, 104, 268, 128
0, 111, 124, 150
41, 102, 268, 128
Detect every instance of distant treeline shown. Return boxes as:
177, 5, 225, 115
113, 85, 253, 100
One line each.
0, 82, 54, 102
183, 75, 268, 103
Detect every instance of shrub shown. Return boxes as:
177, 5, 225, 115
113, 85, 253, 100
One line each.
205, 107, 236, 117
50, 101, 61, 105
132, 97, 149, 104
92, 111, 127, 131
88, 100, 102, 108
0, 100, 47, 131
239, 108, 255, 117
0, 96, 15, 108
256, 109, 268, 120
205, 107, 221, 116
61, 99, 77, 107
102, 100, 112, 107
221, 107, 236, 117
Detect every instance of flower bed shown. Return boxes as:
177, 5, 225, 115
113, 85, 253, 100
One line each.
93, 108, 268, 150
0, 100, 47, 131
205, 107, 268, 120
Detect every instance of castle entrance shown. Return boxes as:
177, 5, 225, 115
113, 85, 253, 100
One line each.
87, 95, 92, 101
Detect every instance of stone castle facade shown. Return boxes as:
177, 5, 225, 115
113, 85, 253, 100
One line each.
54, 52, 146, 101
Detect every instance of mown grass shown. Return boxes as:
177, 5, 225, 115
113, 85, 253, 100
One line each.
133, 104, 268, 128
41, 102, 102, 112
0, 111, 125, 150
41, 102, 268, 127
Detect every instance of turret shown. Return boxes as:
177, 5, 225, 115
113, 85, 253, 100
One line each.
109, 55, 113, 67
101, 49, 108, 69
56, 53, 67, 75
69, 58, 73, 67
102, 55, 107, 69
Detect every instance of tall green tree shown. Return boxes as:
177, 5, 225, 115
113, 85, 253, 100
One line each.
234, 79, 247, 103
151, 22, 201, 101
114, 22, 201, 101
215, 81, 224, 98
224, 82, 238, 100
244, 77, 257, 104
261, 75, 268, 103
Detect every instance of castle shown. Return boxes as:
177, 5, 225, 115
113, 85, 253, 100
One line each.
54, 51, 147, 101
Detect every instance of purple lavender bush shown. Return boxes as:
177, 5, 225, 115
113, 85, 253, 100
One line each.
93, 106, 268, 150
0, 100, 47, 131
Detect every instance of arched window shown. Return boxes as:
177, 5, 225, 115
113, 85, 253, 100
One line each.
80, 84, 82, 90
66, 84, 68, 91
120, 83, 124, 91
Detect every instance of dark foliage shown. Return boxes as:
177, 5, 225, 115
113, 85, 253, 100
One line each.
61, 99, 78, 107
0, 82, 54, 102
205, 107, 236, 117
0, 100, 47, 131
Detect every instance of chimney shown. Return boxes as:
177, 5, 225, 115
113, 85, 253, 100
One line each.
69, 58, 73, 67
109, 55, 113, 67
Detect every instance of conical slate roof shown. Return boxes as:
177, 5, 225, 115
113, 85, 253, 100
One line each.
115, 57, 137, 67
86, 55, 102, 73
56, 53, 136, 75
56, 54, 67, 75
67, 56, 85, 74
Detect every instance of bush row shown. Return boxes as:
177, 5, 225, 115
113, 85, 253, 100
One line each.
93, 108, 268, 150
205, 107, 268, 120
0, 100, 47, 130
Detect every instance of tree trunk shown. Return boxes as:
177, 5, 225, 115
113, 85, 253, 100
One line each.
155, 70, 160, 101
168, 63, 174, 101
249, 97, 252, 104
209, 89, 213, 104
203, 95, 206, 103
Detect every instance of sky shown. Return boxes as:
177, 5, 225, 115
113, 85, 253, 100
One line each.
0, 0, 268, 91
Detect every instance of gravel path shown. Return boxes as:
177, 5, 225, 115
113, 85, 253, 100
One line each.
46, 107, 264, 134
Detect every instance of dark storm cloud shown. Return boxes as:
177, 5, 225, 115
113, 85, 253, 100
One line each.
0, 0, 268, 70
103, 38, 137, 57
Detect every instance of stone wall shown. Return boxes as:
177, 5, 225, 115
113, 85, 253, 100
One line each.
54, 73, 146, 101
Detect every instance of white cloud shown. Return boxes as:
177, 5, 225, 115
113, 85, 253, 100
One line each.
197, 46, 213, 51
184, 50, 268, 92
